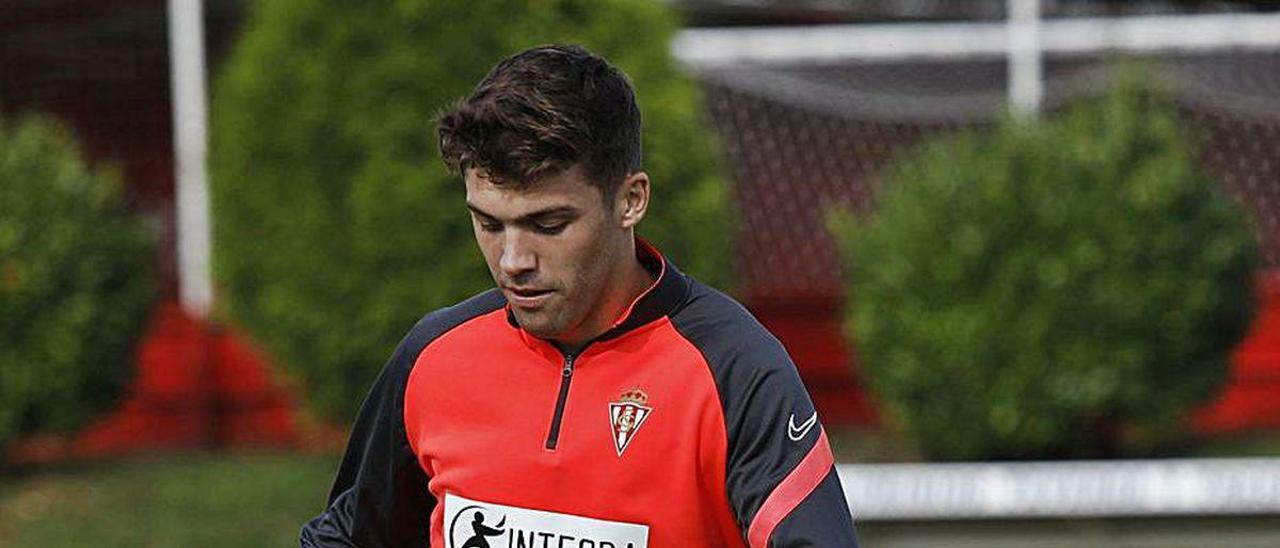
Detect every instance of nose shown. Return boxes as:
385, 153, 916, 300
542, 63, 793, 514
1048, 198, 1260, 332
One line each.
498, 230, 537, 279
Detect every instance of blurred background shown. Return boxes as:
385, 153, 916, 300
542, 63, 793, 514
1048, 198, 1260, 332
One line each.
2, 0, 1279, 546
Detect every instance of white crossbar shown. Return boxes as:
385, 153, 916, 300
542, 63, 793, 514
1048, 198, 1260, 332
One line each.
673, 12, 1280, 67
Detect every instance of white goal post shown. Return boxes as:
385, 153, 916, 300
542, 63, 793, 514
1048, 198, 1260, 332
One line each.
672, 4, 1280, 118
169, 0, 213, 318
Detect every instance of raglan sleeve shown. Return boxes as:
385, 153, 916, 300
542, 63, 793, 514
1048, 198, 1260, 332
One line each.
299, 332, 434, 547
722, 336, 859, 548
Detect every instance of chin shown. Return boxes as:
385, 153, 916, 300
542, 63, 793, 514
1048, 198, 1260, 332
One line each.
512, 312, 561, 339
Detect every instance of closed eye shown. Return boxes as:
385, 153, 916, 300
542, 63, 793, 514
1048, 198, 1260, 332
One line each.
531, 221, 568, 235
471, 214, 502, 233
465, 202, 577, 236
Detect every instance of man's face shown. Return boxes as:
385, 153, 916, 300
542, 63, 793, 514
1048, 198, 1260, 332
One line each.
465, 165, 627, 344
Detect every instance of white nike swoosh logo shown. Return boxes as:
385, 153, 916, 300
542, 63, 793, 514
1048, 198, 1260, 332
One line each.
787, 411, 818, 441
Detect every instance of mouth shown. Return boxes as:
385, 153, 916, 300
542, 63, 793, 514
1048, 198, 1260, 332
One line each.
504, 286, 555, 308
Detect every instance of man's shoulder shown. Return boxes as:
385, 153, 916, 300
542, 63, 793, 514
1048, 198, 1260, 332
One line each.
668, 280, 791, 375
668, 279, 816, 437
399, 288, 506, 358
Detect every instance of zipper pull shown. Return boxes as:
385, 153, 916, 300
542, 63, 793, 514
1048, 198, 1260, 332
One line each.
562, 355, 575, 377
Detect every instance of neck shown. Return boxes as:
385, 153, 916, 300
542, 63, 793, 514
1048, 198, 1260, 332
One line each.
554, 237, 657, 354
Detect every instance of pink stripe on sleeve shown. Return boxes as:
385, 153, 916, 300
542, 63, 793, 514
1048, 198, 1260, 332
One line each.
746, 428, 836, 548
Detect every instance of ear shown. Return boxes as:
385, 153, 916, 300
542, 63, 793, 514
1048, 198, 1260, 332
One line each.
616, 171, 650, 229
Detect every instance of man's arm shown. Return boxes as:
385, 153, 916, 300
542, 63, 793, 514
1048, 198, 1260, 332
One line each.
300, 290, 505, 546
299, 333, 434, 547
672, 287, 859, 547
722, 358, 858, 547
670, 289, 860, 545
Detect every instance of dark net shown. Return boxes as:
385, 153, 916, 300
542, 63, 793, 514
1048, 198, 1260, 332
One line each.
696, 52, 1280, 425
698, 51, 1280, 310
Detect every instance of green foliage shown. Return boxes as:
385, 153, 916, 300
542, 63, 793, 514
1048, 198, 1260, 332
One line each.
831, 84, 1259, 460
0, 116, 156, 451
212, 0, 730, 420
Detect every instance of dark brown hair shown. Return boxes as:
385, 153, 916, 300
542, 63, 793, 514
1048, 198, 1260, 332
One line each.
436, 44, 642, 198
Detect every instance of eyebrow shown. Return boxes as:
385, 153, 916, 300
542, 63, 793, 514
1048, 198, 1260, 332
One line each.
465, 202, 580, 223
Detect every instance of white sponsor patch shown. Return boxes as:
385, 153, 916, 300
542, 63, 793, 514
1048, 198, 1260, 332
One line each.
444, 493, 649, 548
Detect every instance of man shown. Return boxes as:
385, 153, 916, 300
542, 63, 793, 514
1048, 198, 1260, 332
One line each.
301, 44, 858, 547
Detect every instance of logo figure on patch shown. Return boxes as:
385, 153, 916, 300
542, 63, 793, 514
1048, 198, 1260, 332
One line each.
609, 388, 652, 456
448, 505, 506, 548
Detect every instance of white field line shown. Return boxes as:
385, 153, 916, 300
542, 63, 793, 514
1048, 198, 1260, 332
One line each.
837, 458, 1280, 520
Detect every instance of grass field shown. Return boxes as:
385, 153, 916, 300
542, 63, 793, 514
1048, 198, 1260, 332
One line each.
0, 451, 340, 547
1, 431, 1276, 546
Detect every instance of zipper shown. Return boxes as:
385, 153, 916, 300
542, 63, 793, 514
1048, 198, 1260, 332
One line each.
544, 353, 576, 450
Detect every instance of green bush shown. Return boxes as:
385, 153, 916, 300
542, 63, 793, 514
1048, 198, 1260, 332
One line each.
0, 116, 156, 452
832, 84, 1259, 460
212, 0, 730, 420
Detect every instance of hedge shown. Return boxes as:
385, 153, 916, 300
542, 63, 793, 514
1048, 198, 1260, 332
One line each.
0, 115, 156, 451
832, 82, 1259, 460
212, 0, 730, 420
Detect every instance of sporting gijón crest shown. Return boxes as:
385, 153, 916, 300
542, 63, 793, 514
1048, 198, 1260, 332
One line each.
609, 388, 652, 456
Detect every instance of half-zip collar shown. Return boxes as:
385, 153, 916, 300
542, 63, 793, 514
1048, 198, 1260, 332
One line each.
505, 237, 691, 354
500, 238, 690, 451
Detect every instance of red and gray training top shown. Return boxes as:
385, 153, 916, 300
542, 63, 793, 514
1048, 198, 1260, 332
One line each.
301, 241, 859, 548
